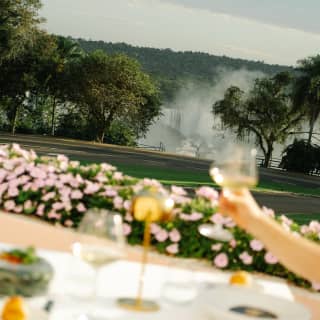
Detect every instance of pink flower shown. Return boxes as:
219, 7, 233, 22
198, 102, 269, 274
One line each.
262, 206, 275, 218
250, 239, 264, 251
264, 252, 278, 265
155, 229, 169, 242
239, 251, 253, 265
84, 183, 100, 194
76, 203, 86, 212
170, 194, 191, 205
64, 220, 74, 227
171, 185, 187, 196
169, 229, 181, 242
52, 202, 65, 211
42, 192, 56, 202
113, 196, 123, 209
123, 223, 132, 236
124, 212, 133, 222
311, 282, 320, 291
71, 190, 83, 200
123, 200, 132, 211
224, 217, 236, 228
211, 243, 223, 251
214, 253, 229, 268
280, 215, 293, 226
229, 239, 237, 248
36, 204, 45, 216
7, 187, 19, 197
166, 243, 179, 255
4, 200, 15, 212
300, 225, 310, 235
14, 205, 23, 213
309, 221, 320, 233
210, 213, 225, 225
24, 200, 33, 210
100, 163, 116, 171
113, 172, 124, 180
102, 188, 118, 197
47, 211, 61, 220
150, 223, 161, 234
196, 186, 218, 200
179, 212, 203, 221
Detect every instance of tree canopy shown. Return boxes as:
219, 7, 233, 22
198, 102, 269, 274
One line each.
213, 72, 305, 167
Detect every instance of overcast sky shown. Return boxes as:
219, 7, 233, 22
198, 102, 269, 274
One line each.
40, 0, 320, 66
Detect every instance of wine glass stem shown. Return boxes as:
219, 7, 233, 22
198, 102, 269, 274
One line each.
92, 267, 100, 301
136, 217, 151, 306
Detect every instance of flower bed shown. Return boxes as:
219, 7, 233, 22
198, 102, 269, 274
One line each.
0, 144, 319, 290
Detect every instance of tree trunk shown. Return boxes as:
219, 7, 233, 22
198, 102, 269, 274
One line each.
50, 97, 56, 136
307, 114, 316, 145
264, 144, 273, 168
10, 103, 20, 135
95, 127, 105, 143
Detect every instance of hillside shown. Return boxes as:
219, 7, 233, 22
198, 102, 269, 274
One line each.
76, 38, 291, 102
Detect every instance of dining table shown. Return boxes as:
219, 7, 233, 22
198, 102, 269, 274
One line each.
0, 242, 319, 320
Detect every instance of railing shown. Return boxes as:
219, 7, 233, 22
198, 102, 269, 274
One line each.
257, 156, 320, 176
137, 142, 165, 152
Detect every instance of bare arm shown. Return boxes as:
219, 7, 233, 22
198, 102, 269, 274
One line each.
219, 189, 320, 283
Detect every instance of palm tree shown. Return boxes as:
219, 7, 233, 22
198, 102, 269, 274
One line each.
48, 37, 85, 136
293, 55, 320, 145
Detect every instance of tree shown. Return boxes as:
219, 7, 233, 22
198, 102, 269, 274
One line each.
0, 31, 57, 134
213, 72, 305, 167
40, 36, 84, 136
293, 55, 320, 145
0, 0, 43, 63
68, 51, 161, 143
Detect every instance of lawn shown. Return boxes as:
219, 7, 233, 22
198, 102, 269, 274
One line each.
115, 163, 320, 197
284, 213, 320, 225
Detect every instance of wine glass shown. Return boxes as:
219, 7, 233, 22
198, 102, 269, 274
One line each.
72, 209, 125, 318
117, 189, 174, 312
199, 144, 258, 241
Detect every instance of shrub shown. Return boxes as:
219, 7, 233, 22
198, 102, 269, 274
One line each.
0, 144, 319, 290
281, 139, 320, 174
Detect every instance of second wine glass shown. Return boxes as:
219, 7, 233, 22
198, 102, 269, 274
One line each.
199, 144, 258, 241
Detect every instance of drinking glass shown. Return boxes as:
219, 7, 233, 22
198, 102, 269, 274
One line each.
72, 209, 125, 318
199, 144, 258, 241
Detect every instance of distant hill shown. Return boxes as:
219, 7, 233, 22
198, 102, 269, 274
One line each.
76, 38, 291, 102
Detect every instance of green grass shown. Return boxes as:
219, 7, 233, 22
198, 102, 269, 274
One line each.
115, 163, 320, 196
281, 213, 320, 225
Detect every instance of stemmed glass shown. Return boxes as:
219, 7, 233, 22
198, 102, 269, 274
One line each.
72, 209, 125, 318
199, 144, 258, 241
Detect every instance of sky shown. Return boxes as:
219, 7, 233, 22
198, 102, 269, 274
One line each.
40, 0, 320, 66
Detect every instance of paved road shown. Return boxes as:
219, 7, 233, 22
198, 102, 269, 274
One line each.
0, 133, 320, 214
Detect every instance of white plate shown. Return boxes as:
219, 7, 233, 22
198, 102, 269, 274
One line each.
197, 285, 311, 320
0, 301, 48, 320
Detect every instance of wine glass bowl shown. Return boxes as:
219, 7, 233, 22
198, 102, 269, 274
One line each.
209, 145, 258, 190
200, 144, 258, 242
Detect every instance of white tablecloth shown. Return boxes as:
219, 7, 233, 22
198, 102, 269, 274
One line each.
0, 244, 296, 319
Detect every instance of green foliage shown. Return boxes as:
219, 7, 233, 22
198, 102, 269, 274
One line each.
0, 0, 43, 62
77, 39, 290, 103
66, 50, 161, 142
280, 139, 320, 174
213, 72, 305, 167
293, 55, 320, 144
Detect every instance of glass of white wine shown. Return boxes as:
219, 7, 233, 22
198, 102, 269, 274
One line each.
199, 144, 258, 241
72, 209, 125, 317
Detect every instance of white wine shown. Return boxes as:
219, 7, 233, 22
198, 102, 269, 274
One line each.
77, 245, 123, 268
214, 174, 257, 189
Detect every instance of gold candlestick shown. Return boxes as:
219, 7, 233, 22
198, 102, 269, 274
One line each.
118, 189, 174, 312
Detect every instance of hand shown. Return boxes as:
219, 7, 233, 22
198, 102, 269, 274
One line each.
219, 189, 262, 230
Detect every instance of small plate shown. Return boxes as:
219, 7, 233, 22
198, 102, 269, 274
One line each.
197, 285, 311, 320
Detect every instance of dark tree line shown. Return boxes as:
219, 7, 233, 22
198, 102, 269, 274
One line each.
0, 1, 161, 146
